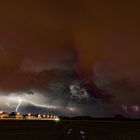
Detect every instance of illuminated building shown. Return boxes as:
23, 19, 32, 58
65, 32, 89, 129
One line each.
0, 111, 9, 118
16, 112, 24, 119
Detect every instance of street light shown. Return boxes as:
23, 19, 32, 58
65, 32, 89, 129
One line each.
0, 110, 3, 114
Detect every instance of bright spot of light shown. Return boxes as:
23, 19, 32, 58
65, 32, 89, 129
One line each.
0, 110, 3, 114
67, 107, 77, 112
54, 117, 60, 122
28, 113, 31, 116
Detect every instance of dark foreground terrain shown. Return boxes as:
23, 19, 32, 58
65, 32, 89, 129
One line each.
0, 120, 140, 140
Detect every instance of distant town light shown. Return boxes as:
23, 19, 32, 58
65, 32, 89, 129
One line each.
0, 111, 60, 121
28, 113, 31, 116
55, 118, 60, 122
0, 110, 3, 114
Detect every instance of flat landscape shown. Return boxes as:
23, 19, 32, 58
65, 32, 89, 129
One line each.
0, 120, 140, 140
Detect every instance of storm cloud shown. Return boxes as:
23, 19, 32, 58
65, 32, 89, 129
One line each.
0, 0, 139, 117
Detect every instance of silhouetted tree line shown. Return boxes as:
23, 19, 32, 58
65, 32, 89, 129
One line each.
59, 115, 138, 121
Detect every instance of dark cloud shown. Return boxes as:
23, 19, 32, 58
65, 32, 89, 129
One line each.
0, 0, 139, 117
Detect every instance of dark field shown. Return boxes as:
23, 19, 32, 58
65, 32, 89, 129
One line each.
0, 120, 140, 140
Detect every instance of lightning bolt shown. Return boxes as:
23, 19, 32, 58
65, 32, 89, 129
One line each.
16, 96, 22, 112
8, 95, 62, 113
20, 98, 60, 109
13, 96, 61, 113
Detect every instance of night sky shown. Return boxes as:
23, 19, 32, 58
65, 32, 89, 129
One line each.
0, 1, 140, 117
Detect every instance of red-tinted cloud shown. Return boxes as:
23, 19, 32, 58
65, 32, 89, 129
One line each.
0, 1, 139, 110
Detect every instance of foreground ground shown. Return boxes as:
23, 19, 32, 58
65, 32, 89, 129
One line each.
0, 120, 140, 140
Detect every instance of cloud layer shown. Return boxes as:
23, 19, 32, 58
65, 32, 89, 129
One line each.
0, 1, 139, 117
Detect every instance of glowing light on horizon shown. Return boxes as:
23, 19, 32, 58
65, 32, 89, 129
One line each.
0, 110, 3, 114
54, 118, 60, 122
17, 112, 20, 115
